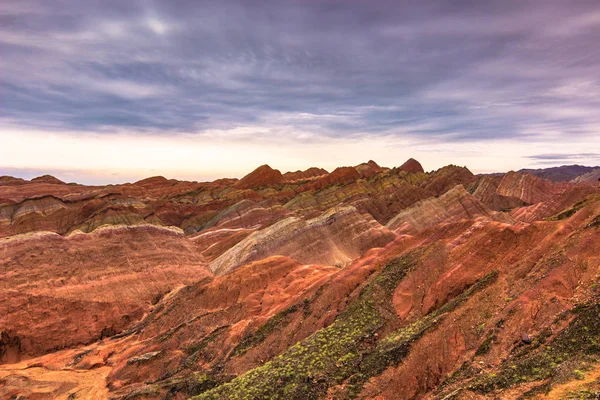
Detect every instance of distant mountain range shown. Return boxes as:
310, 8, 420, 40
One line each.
517, 164, 599, 182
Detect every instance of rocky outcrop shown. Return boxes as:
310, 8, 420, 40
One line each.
355, 160, 384, 178
420, 165, 475, 195
283, 167, 328, 182
398, 158, 424, 173
0, 225, 211, 360
495, 171, 597, 221
30, 175, 66, 185
210, 206, 396, 274
190, 200, 294, 260
470, 175, 528, 211
202, 199, 292, 230
571, 168, 600, 184
386, 185, 511, 234
0, 196, 70, 236
0, 162, 488, 239
234, 165, 284, 189
497, 171, 569, 204
0, 176, 27, 186
133, 175, 171, 187
298, 166, 361, 192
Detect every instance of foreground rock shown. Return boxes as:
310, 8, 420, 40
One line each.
0, 225, 211, 361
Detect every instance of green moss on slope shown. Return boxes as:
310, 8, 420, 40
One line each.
192, 253, 498, 400
231, 299, 310, 357
547, 194, 600, 221
470, 303, 600, 395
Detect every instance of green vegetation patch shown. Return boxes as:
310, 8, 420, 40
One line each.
562, 388, 600, 400
586, 214, 600, 229
186, 325, 230, 356
193, 255, 415, 399
474, 334, 496, 357
155, 372, 220, 398
347, 271, 498, 397
547, 194, 600, 222
470, 303, 600, 395
231, 299, 310, 357
193, 254, 498, 400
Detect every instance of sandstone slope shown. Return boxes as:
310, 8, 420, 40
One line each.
0, 225, 211, 362
209, 205, 397, 274
386, 184, 512, 234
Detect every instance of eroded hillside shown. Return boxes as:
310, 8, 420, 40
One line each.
1, 161, 599, 400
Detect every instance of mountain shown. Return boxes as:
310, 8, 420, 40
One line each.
571, 168, 600, 184
283, 167, 328, 182
398, 157, 424, 173
233, 164, 284, 189
30, 174, 66, 185
386, 184, 512, 234
1, 159, 600, 400
517, 164, 598, 182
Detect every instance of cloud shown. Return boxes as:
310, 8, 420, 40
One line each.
1, 0, 600, 180
526, 153, 600, 161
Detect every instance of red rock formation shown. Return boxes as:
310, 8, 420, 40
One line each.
190, 199, 294, 260
0, 176, 27, 186
399, 158, 424, 173
0, 225, 211, 361
283, 167, 328, 182
359, 202, 600, 399
497, 171, 569, 204
0, 162, 482, 239
1, 161, 600, 400
298, 166, 361, 192
367, 159, 383, 170
111, 255, 337, 369
210, 206, 397, 274
494, 171, 597, 221
386, 184, 511, 234
355, 160, 383, 178
233, 165, 284, 189
420, 164, 475, 195
470, 175, 527, 211
30, 175, 66, 185
133, 175, 172, 187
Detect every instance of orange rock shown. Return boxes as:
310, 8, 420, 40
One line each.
0, 225, 211, 361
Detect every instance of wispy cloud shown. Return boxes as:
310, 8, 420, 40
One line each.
526, 153, 600, 161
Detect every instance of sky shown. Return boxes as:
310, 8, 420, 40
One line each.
1, 0, 600, 184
